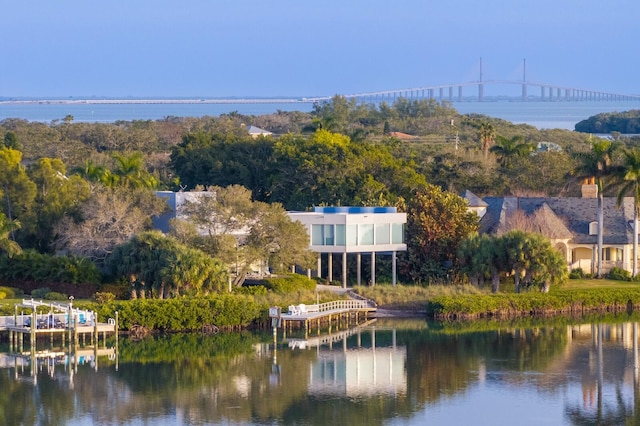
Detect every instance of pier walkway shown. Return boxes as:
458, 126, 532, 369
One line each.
0, 299, 117, 351
276, 299, 376, 337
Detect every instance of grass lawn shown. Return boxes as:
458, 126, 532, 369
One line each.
354, 278, 640, 310
557, 278, 640, 291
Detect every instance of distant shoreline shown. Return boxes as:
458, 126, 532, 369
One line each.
0, 98, 316, 105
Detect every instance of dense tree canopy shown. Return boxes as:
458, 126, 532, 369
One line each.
404, 184, 479, 283
457, 231, 569, 293
107, 231, 228, 299
175, 185, 315, 285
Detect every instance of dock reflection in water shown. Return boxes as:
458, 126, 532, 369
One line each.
2, 318, 640, 425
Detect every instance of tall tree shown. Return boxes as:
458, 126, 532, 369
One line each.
610, 148, 640, 277
405, 184, 479, 283
478, 122, 496, 159
111, 152, 158, 189
572, 137, 619, 277
489, 135, 534, 168
25, 158, 91, 252
0, 147, 36, 239
0, 213, 21, 257
178, 185, 315, 286
55, 186, 167, 265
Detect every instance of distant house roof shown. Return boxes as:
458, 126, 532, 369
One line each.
388, 131, 415, 140
246, 125, 272, 137
462, 190, 488, 208
479, 196, 635, 244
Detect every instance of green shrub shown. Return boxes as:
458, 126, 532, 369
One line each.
44, 291, 68, 301
607, 267, 631, 282
0, 286, 17, 299
31, 288, 51, 299
569, 268, 584, 279
266, 274, 316, 293
0, 251, 101, 284
93, 292, 116, 303
234, 285, 268, 295
78, 295, 264, 331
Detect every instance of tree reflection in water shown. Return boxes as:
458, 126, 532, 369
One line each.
2, 317, 640, 425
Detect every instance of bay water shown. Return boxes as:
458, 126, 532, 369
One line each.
2, 317, 639, 425
1, 100, 639, 130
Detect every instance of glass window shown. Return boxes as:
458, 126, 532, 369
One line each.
392, 223, 404, 244
375, 223, 390, 244
346, 225, 357, 246
312, 225, 323, 245
324, 225, 334, 245
336, 224, 346, 246
359, 224, 374, 245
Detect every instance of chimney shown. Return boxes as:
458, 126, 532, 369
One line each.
581, 177, 598, 198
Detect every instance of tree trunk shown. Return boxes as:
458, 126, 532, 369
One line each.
514, 267, 523, 293
634, 206, 638, 277
541, 280, 551, 293
597, 192, 604, 278
491, 267, 500, 293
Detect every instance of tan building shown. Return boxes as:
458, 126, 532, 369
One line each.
464, 184, 638, 275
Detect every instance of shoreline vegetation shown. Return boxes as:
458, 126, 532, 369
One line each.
357, 281, 640, 320
3, 102, 640, 336
4, 280, 640, 334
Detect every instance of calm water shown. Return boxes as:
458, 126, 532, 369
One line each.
1, 100, 639, 130
2, 317, 640, 425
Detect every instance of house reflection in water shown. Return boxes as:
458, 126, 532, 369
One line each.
299, 327, 406, 397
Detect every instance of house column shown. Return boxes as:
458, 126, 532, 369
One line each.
342, 252, 347, 288
392, 250, 397, 286
317, 253, 322, 278
357, 253, 362, 285
328, 253, 333, 282
371, 252, 376, 286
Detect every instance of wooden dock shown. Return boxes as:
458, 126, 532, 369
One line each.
276, 299, 376, 337
0, 299, 118, 351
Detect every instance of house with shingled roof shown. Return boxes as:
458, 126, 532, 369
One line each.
463, 182, 638, 275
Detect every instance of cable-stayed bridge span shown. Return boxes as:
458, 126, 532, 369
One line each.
304, 80, 640, 104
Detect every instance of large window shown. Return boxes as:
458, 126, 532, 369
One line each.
336, 224, 346, 246
346, 225, 357, 245
312, 225, 323, 245
359, 224, 374, 245
324, 224, 334, 245
375, 223, 390, 244
392, 223, 404, 244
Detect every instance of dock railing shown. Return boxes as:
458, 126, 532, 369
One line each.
287, 299, 372, 316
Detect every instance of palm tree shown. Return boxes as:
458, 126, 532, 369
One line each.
573, 137, 619, 277
503, 230, 530, 293
112, 152, 158, 189
610, 148, 640, 277
0, 213, 21, 257
489, 135, 534, 168
478, 122, 496, 159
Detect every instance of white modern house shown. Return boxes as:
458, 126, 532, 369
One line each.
288, 207, 407, 288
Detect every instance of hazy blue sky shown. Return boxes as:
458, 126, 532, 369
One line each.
2, 0, 638, 98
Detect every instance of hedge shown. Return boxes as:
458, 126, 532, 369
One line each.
74, 295, 264, 331
427, 288, 640, 319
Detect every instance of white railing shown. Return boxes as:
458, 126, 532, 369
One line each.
287, 299, 371, 315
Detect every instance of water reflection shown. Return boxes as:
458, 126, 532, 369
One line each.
3, 317, 640, 425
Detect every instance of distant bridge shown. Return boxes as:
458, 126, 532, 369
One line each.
304, 79, 640, 104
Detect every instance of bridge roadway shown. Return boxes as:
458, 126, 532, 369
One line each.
321, 80, 640, 104
2, 81, 638, 106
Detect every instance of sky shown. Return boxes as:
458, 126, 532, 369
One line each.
1, 0, 638, 99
